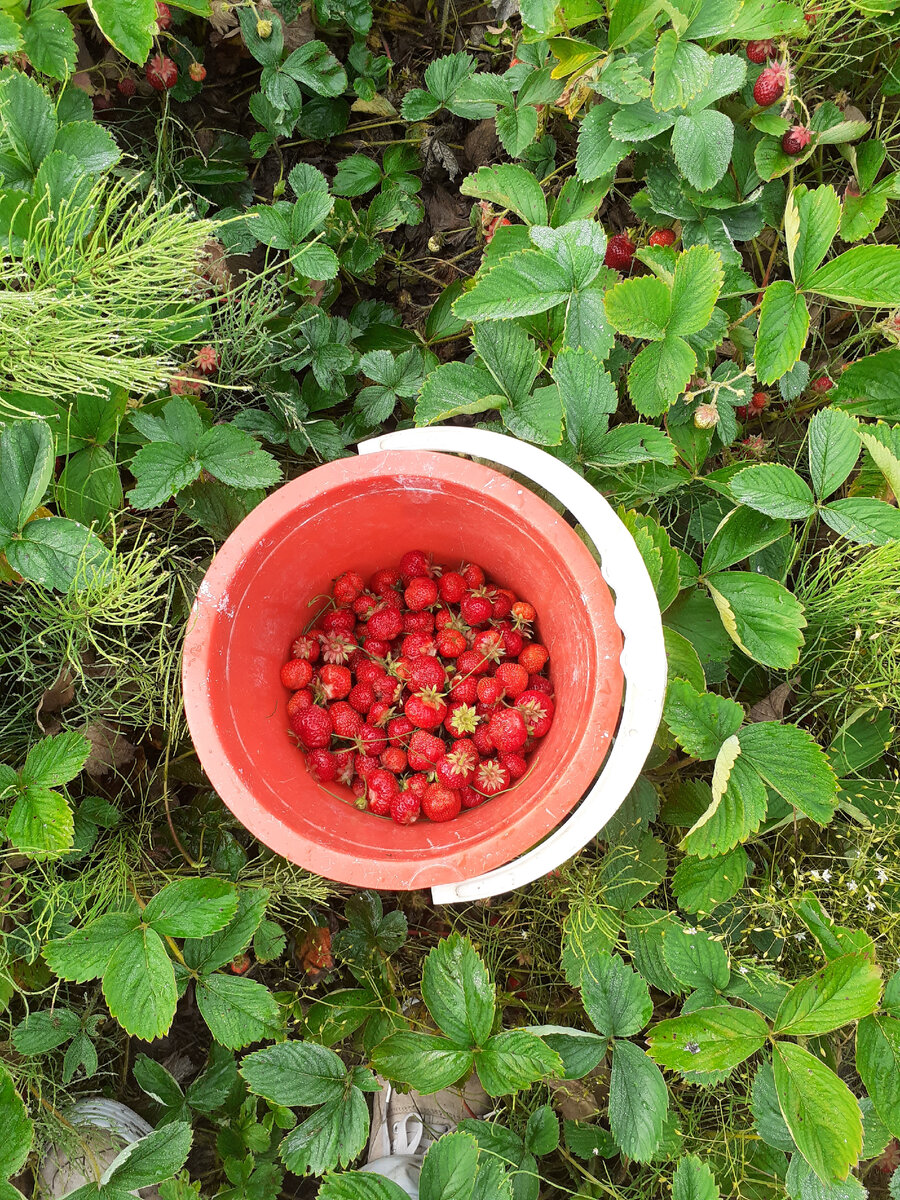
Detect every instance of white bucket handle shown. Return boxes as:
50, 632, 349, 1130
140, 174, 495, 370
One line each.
357, 428, 667, 904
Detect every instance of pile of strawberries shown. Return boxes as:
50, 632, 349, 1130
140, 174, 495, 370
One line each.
279, 551, 555, 825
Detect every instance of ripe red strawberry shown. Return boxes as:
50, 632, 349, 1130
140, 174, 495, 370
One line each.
189, 61, 207, 82
746, 38, 776, 62
423, 783, 462, 822
445, 703, 479, 738
495, 662, 529, 698
403, 610, 434, 633
387, 715, 415, 743
449, 676, 478, 704
323, 608, 356, 634
399, 550, 430, 582
753, 63, 787, 107
437, 628, 467, 658
367, 768, 400, 816
348, 682, 375, 714
357, 723, 388, 757
648, 228, 676, 247
457, 649, 491, 677
405, 689, 448, 730
373, 675, 402, 704
501, 752, 528, 780
462, 563, 485, 588
476, 677, 505, 706
439, 571, 467, 603
473, 724, 495, 757
306, 748, 337, 782
367, 700, 393, 728
354, 593, 378, 619
370, 567, 401, 595
527, 674, 553, 695
516, 691, 555, 737
281, 658, 313, 690
117, 76, 137, 97
782, 125, 811, 155
364, 639, 391, 659
365, 607, 404, 642
472, 629, 505, 663
488, 708, 528, 753
750, 390, 769, 412
330, 701, 363, 740
511, 600, 536, 625
230, 952, 252, 975
318, 630, 356, 665
316, 664, 352, 701
333, 570, 365, 607
156, 1, 172, 29
391, 791, 421, 825
355, 752, 380, 780
491, 590, 512, 619
436, 739, 478, 788
736, 405, 749, 419
604, 233, 636, 271
291, 634, 320, 663
380, 746, 408, 773
519, 643, 549, 673
405, 577, 439, 611
500, 628, 524, 657
407, 730, 446, 771
293, 706, 333, 749
286, 689, 313, 722
811, 375, 833, 393
461, 593, 493, 626
474, 759, 511, 796
146, 54, 178, 90
460, 786, 486, 809
408, 656, 446, 691
401, 633, 437, 659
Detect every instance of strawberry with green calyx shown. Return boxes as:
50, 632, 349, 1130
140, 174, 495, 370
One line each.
782, 125, 811, 155
753, 63, 787, 107
746, 38, 776, 62
474, 759, 511, 796
405, 688, 448, 730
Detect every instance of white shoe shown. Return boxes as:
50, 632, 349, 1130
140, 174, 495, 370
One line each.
360, 1076, 492, 1199
36, 1099, 159, 1198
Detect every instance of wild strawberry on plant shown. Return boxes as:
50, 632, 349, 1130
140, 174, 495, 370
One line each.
117, 76, 137, 97
189, 61, 207, 82
146, 54, 178, 90
156, 2, 172, 29
782, 124, 811, 155
194, 345, 218, 374
753, 63, 787, 107
750, 391, 769, 412
604, 232, 636, 271
648, 228, 677, 247
746, 38, 776, 62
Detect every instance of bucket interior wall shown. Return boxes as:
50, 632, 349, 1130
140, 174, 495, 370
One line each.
186, 455, 624, 889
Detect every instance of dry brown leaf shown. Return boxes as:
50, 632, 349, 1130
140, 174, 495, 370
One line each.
36, 666, 76, 734
82, 720, 137, 777
747, 679, 796, 724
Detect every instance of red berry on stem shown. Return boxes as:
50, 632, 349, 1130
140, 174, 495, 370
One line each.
604, 232, 636, 271
189, 61, 207, 82
782, 124, 812, 155
156, 2, 172, 29
811, 375, 833, 393
146, 54, 178, 90
753, 63, 787, 107
746, 38, 776, 63
648, 228, 676, 247
750, 390, 769, 412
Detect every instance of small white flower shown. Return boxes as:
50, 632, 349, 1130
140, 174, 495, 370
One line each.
794, 932, 806, 941
821, 869, 832, 882
592, 1148, 599, 1156
867, 900, 877, 912
876, 851, 885, 862
808, 869, 820, 880
684, 926, 697, 935
877, 868, 888, 884
848, 880, 858, 892
738, 965, 748, 976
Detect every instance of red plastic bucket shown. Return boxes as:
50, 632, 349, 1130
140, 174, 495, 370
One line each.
182, 449, 624, 891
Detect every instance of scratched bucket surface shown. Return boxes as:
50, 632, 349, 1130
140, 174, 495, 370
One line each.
182, 450, 624, 890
